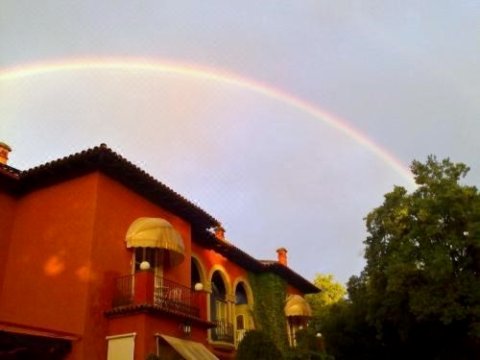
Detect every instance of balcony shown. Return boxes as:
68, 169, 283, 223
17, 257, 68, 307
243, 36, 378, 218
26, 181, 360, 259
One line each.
110, 272, 202, 319
211, 319, 234, 343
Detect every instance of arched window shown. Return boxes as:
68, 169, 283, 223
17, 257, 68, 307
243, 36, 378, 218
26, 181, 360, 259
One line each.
210, 271, 233, 343
190, 256, 207, 290
191, 259, 202, 289
235, 283, 248, 305
233, 281, 254, 346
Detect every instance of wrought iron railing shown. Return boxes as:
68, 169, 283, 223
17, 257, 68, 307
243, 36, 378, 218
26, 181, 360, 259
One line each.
211, 319, 234, 343
153, 277, 200, 318
111, 273, 200, 318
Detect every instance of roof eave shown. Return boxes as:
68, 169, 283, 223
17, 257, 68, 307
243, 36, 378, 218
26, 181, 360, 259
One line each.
17, 144, 220, 230
194, 231, 319, 293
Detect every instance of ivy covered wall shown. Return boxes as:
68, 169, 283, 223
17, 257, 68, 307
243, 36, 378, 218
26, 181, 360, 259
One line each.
248, 272, 289, 352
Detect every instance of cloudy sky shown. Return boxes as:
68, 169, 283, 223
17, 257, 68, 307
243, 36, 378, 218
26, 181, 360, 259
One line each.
1, 1, 479, 284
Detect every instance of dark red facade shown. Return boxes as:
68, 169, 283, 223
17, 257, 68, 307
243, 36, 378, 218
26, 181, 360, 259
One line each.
0, 144, 318, 359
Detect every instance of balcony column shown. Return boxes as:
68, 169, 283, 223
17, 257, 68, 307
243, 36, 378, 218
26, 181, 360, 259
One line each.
226, 293, 235, 323
134, 271, 154, 304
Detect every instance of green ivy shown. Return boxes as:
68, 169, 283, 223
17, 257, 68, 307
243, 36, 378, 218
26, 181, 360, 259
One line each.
248, 272, 289, 353
236, 330, 283, 360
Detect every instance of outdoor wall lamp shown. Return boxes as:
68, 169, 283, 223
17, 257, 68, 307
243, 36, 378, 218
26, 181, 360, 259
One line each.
182, 322, 192, 336
139, 261, 151, 270
194, 282, 203, 291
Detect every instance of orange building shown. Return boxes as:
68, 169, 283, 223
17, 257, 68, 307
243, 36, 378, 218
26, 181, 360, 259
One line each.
0, 143, 318, 360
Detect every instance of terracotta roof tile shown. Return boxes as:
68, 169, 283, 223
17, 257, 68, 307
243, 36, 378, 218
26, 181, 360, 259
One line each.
5, 144, 220, 230
194, 231, 319, 294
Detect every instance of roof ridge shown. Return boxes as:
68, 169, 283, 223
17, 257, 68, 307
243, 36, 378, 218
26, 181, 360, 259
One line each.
16, 144, 220, 229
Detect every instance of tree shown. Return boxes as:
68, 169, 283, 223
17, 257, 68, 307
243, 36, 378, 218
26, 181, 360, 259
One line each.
305, 274, 350, 358
306, 274, 346, 317
285, 327, 334, 360
313, 274, 384, 360
236, 330, 283, 360
362, 156, 480, 358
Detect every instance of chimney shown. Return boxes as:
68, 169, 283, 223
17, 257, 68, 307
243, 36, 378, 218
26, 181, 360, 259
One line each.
276, 247, 288, 266
214, 225, 226, 241
0, 142, 12, 165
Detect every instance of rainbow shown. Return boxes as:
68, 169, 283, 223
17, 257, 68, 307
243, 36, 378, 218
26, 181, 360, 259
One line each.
0, 57, 414, 183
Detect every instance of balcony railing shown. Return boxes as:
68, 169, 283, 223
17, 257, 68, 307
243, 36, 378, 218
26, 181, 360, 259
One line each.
111, 273, 201, 318
153, 277, 200, 318
211, 319, 234, 343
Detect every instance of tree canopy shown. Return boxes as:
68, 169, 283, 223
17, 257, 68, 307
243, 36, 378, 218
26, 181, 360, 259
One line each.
321, 157, 480, 359
307, 274, 346, 315
236, 330, 282, 360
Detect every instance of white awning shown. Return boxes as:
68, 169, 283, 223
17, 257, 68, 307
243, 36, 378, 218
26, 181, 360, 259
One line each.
125, 217, 185, 266
158, 334, 219, 360
284, 294, 312, 317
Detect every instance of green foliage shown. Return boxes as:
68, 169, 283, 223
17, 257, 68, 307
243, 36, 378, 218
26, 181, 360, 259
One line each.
311, 277, 388, 360
285, 328, 334, 360
304, 274, 346, 359
248, 272, 289, 353
306, 274, 346, 318
236, 330, 283, 360
318, 157, 480, 359
317, 276, 386, 360
362, 156, 480, 358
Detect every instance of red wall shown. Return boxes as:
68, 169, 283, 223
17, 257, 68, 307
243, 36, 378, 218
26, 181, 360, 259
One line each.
0, 172, 195, 359
0, 191, 16, 299
79, 174, 193, 358
0, 174, 99, 335
0, 169, 307, 360
192, 243, 250, 288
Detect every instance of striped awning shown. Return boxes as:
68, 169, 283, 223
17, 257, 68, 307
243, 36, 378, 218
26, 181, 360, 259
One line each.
125, 218, 185, 265
158, 334, 219, 360
284, 294, 312, 317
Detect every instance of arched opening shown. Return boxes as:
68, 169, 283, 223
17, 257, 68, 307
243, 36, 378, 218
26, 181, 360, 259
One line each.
234, 281, 254, 346
191, 259, 202, 290
210, 271, 233, 343
190, 256, 207, 290
235, 283, 248, 305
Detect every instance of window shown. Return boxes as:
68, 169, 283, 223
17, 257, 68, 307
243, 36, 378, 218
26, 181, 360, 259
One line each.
210, 271, 233, 343
234, 282, 253, 346
191, 258, 202, 289
106, 333, 135, 360
235, 284, 248, 305
236, 315, 244, 330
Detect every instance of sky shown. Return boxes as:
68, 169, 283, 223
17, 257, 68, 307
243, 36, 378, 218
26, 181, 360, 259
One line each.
1, 1, 479, 285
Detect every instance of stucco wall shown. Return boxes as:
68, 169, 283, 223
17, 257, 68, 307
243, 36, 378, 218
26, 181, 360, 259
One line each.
0, 190, 16, 300
0, 173, 100, 335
